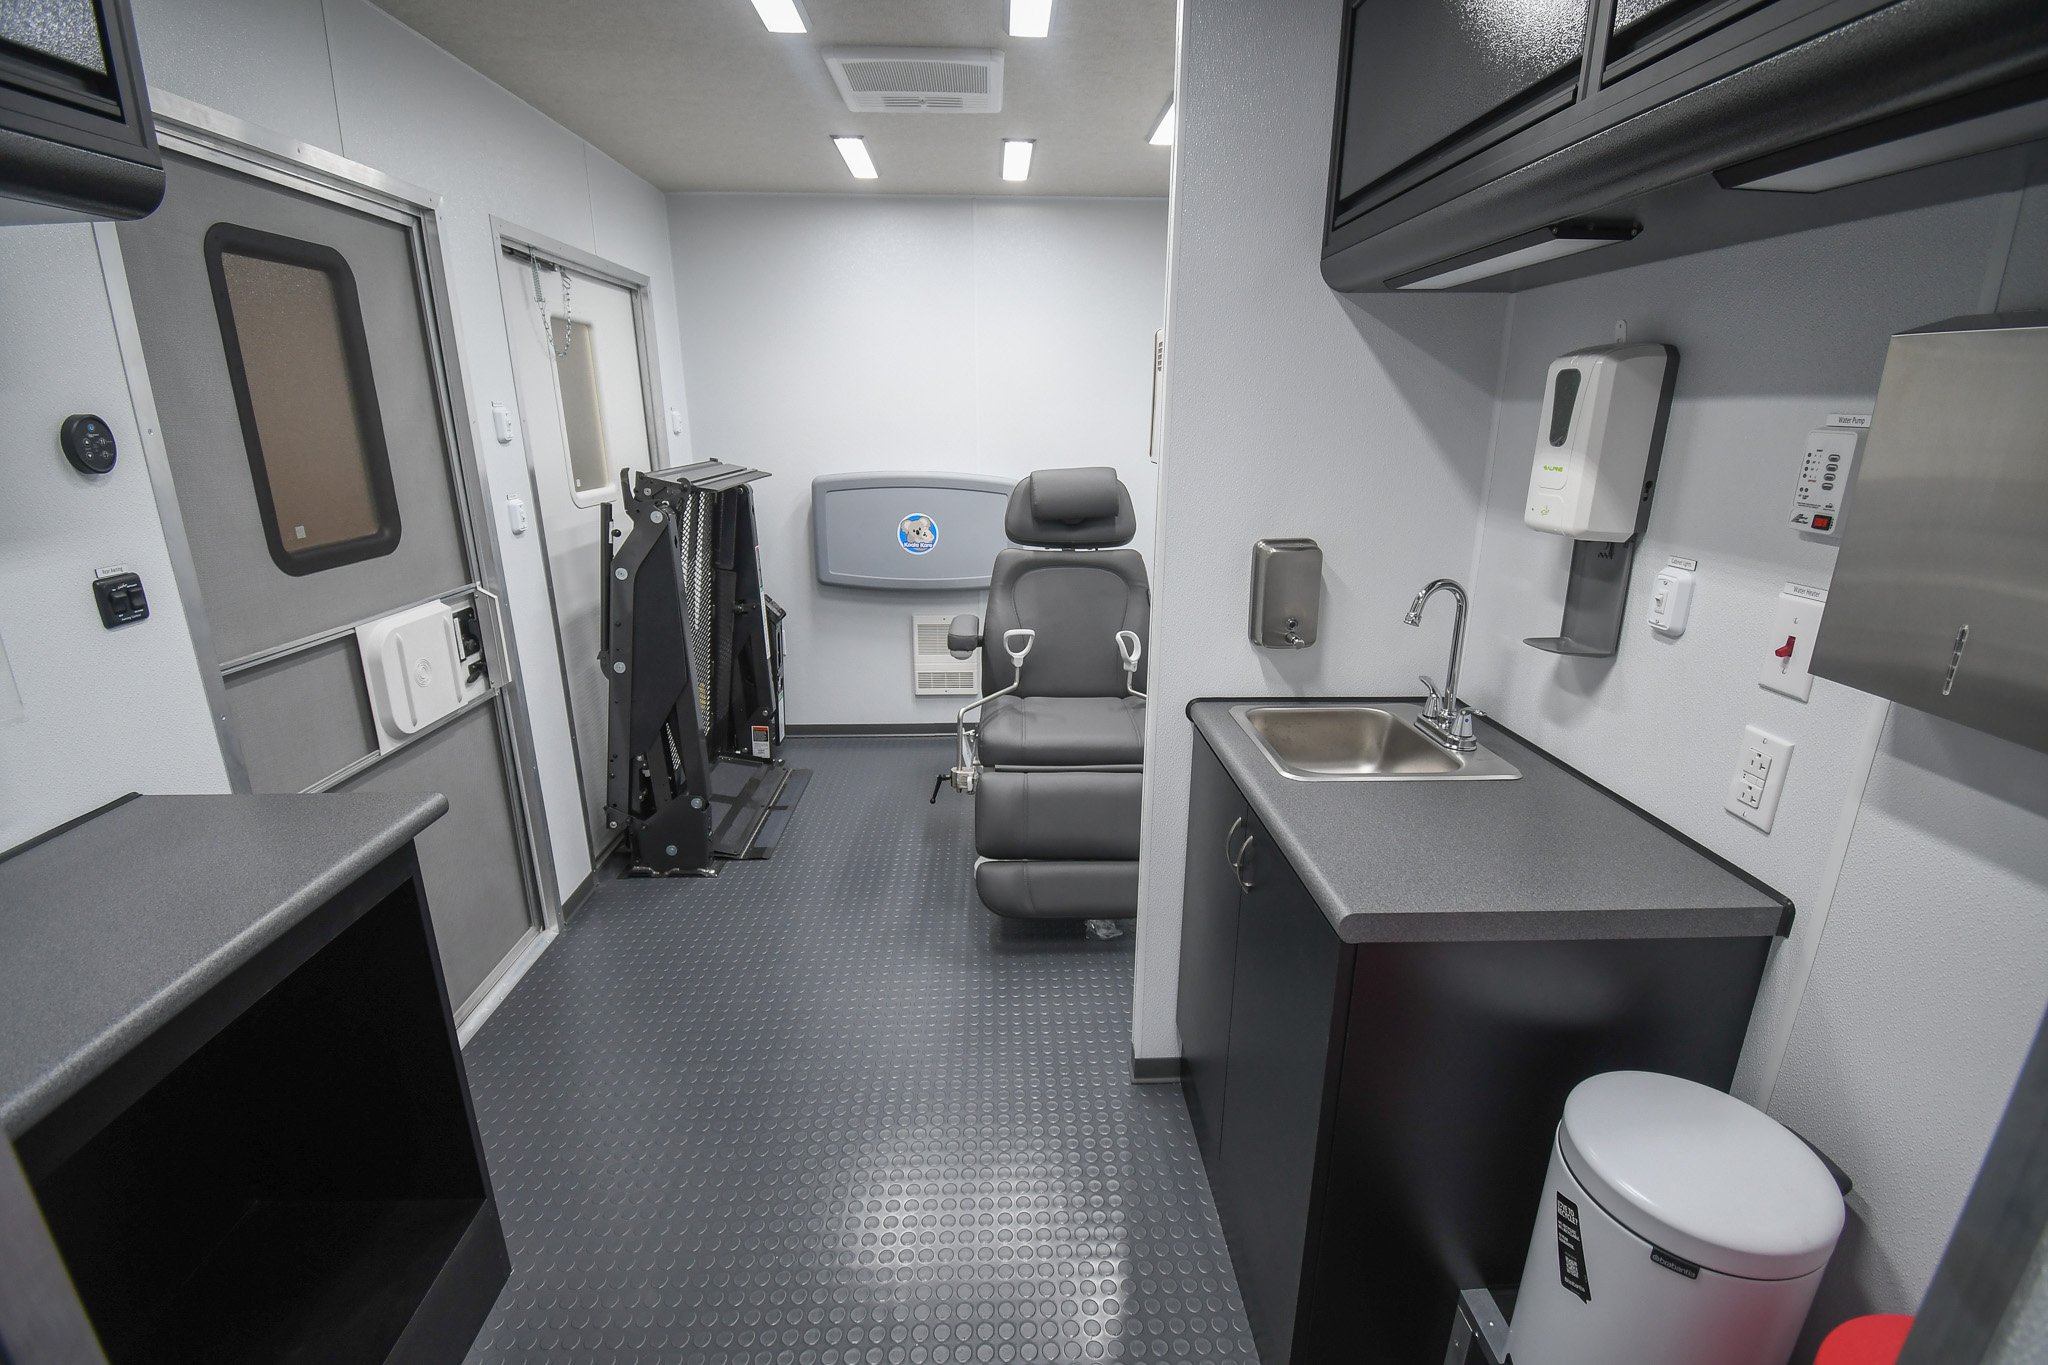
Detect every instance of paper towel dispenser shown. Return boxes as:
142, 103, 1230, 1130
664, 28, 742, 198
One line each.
1811, 313, 2048, 755
812, 472, 1017, 590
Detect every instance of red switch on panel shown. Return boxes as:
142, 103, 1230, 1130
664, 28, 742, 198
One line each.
1775, 636, 1797, 659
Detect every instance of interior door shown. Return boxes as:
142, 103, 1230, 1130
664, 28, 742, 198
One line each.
117, 151, 539, 1012
496, 246, 656, 857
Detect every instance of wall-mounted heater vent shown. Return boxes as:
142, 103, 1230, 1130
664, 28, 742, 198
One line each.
913, 615, 980, 696
825, 48, 1004, 113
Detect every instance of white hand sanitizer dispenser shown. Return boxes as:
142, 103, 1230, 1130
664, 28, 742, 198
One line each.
1525, 344, 1674, 541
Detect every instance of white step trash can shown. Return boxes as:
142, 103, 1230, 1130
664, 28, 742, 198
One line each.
1506, 1071, 1844, 1365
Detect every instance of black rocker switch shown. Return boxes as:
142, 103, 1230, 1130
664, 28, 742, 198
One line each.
61, 414, 118, 475
93, 572, 149, 628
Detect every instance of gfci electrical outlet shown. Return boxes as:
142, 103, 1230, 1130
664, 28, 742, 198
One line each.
1726, 726, 1793, 833
1760, 584, 1827, 702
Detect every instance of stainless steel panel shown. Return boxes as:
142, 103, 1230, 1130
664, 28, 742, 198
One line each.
1810, 316, 2048, 753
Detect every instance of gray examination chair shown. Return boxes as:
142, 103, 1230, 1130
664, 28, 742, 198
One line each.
945, 467, 1149, 919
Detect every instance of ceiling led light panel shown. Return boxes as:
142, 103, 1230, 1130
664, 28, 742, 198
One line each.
1009, 0, 1053, 38
749, 0, 807, 34
1002, 139, 1034, 181
832, 136, 879, 179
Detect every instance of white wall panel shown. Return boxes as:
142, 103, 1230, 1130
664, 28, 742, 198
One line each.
668, 193, 1168, 727
1133, 0, 1505, 1058
0, 226, 229, 848
129, 0, 342, 152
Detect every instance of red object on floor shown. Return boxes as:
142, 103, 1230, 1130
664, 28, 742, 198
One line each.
1817, 1315, 1915, 1365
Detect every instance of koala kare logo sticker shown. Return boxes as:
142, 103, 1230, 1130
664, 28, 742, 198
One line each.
899, 513, 938, 555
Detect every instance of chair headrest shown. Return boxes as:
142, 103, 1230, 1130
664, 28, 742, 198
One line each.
1005, 467, 1136, 548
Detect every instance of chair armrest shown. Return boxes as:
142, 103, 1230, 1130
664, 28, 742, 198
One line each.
948, 615, 982, 659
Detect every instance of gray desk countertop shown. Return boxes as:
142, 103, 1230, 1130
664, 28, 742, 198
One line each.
0, 793, 448, 1139
1190, 701, 1788, 944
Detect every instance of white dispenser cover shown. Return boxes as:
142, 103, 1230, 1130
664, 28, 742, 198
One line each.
358, 600, 481, 752
1560, 1071, 1843, 1280
1524, 343, 1670, 542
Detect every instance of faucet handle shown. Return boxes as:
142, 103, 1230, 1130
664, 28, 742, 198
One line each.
1418, 674, 1444, 716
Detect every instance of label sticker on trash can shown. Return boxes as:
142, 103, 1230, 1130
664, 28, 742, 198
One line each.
1556, 1193, 1591, 1302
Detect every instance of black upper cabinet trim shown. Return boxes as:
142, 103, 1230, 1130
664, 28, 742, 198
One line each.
1604, 0, 1778, 82
1716, 67, 2048, 188
204, 223, 404, 578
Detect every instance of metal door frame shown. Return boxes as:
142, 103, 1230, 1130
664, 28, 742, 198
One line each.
97, 90, 564, 950
491, 216, 667, 864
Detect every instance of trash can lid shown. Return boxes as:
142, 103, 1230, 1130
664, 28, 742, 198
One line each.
1559, 1071, 1844, 1280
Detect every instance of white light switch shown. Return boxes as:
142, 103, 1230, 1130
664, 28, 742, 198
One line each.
1760, 584, 1827, 702
491, 401, 514, 444
1726, 726, 1793, 833
1648, 558, 1696, 637
505, 494, 528, 535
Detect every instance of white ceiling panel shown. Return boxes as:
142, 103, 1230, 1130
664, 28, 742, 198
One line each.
367, 0, 1176, 196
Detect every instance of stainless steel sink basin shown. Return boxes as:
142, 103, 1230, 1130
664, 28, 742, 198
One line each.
1229, 702, 1521, 782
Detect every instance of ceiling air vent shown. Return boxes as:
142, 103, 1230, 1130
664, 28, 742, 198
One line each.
823, 47, 1004, 114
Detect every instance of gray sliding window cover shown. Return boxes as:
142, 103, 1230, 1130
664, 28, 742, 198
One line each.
813, 471, 1017, 591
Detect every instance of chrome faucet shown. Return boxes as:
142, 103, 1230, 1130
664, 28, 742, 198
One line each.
1403, 578, 1478, 753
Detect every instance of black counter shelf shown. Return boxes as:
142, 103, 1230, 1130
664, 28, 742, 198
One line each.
1177, 698, 1791, 1365
0, 794, 509, 1365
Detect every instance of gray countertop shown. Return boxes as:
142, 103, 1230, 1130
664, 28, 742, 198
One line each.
0, 793, 448, 1138
1190, 700, 1788, 944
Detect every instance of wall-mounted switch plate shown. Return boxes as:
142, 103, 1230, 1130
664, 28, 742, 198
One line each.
1791, 427, 1861, 536
490, 401, 514, 445
505, 495, 528, 536
1726, 725, 1793, 832
1760, 584, 1827, 701
1648, 557, 1696, 636
668, 407, 685, 436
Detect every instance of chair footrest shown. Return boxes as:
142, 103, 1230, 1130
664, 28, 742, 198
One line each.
975, 860, 1139, 920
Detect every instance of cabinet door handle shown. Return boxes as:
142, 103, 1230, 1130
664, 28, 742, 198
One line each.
1224, 816, 1247, 870
1232, 830, 1255, 893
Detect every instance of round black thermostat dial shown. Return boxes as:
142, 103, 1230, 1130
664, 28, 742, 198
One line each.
61, 414, 118, 475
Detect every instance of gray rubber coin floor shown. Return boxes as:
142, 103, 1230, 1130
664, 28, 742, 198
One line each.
460, 737, 1258, 1365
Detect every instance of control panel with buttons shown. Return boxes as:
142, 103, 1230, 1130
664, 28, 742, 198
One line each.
1791, 427, 1861, 536
60, 414, 118, 475
1725, 725, 1793, 833
92, 570, 149, 628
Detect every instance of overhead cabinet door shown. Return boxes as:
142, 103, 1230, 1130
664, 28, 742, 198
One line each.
1335, 0, 1589, 220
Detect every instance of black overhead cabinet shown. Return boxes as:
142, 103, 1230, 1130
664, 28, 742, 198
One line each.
1324, 0, 2048, 293
0, 0, 163, 223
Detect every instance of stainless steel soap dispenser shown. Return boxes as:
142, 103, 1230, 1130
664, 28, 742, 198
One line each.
1248, 539, 1322, 648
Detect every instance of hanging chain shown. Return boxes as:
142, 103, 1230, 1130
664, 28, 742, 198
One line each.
529, 252, 572, 359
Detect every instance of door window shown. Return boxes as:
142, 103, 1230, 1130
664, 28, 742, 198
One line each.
205, 223, 402, 576
550, 317, 614, 503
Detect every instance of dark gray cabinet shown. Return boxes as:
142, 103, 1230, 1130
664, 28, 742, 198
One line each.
1324, 0, 2048, 293
1335, 0, 1589, 216
1176, 728, 1778, 1365
1215, 811, 1348, 1365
